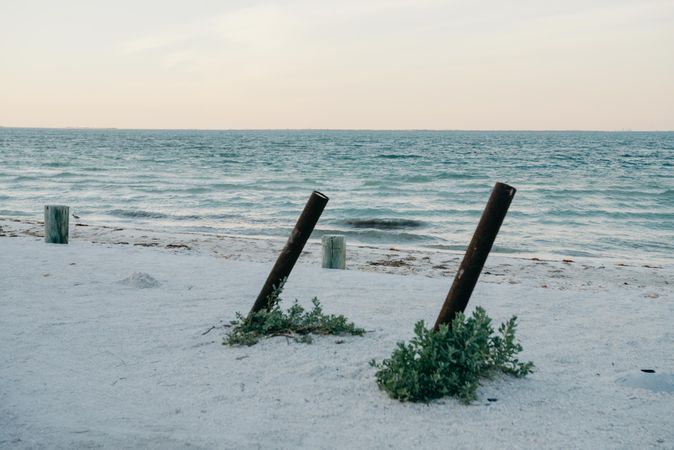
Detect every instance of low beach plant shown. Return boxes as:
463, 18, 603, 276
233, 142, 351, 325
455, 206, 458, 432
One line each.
371, 307, 533, 404
224, 280, 364, 346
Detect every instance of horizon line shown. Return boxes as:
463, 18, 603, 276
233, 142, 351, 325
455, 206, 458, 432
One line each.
1, 125, 673, 133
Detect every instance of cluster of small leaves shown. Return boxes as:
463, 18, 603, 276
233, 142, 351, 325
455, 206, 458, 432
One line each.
224, 281, 365, 346
371, 307, 533, 404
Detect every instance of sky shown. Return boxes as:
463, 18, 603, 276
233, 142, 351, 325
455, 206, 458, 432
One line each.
1, 0, 673, 130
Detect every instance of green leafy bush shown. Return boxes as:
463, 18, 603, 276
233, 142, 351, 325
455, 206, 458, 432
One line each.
224, 281, 365, 346
371, 307, 533, 403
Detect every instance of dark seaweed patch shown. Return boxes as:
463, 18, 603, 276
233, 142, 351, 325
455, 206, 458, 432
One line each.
344, 218, 424, 230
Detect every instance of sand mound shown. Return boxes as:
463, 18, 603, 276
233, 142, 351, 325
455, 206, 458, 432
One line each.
119, 271, 160, 288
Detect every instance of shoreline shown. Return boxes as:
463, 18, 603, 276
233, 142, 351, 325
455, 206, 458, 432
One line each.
1, 215, 671, 295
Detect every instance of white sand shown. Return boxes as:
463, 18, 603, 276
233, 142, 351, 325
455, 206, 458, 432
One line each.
1, 219, 673, 449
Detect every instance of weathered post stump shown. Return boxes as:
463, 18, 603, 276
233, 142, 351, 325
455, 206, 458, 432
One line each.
44, 205, 70, 244
322, 235, 346, 269
249, 191, 329, 317
434, 182, 516, 330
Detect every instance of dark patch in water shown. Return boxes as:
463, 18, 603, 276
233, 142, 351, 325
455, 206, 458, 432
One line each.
51, 172, 80, 178
377, 154, 423, 159
344, 218, 424, 230
43, 161, 69, 167
108, 210, 203, 220
108, 209, 169, 219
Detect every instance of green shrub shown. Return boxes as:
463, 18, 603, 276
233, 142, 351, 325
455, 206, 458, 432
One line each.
371, 307, 533, 403
224, 280, 365, 346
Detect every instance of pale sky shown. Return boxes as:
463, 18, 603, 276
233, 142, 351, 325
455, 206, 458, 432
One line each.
1, 0, 673, 130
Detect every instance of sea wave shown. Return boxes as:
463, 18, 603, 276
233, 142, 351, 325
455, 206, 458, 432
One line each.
108, 209, 170, 219
343, 218, 425, 229
376, 154, 423, 159
315, 228, 430, 243
107, 209, 207, 220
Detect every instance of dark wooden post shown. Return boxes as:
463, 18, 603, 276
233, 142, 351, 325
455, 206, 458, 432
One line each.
249, 191, 329, 316
433, 182, 516, 330
44, 205, 70, 244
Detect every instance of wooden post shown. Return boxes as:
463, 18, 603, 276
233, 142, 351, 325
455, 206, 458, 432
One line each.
249, 191, 329, 316
44, 205, 70, 244
433, 182, 516, 330
322, 235, 346, 269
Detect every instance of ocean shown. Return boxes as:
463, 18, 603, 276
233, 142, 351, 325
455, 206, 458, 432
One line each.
1, 128, 672, 263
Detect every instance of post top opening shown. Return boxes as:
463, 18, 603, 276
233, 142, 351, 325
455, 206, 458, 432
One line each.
312, 191, 329, 200
493, 181, 515, 190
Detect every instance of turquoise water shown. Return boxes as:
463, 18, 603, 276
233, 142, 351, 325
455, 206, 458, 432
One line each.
1, 128, 673, 262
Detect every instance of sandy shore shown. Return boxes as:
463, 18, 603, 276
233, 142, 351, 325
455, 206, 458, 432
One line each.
1, 217, 673, 449
1, 217, 671, 294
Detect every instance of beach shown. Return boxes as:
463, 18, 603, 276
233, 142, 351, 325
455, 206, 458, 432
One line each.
3, 0, 674, 447
1, 218, 673, 449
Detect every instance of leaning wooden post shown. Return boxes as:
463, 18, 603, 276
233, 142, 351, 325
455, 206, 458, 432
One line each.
322, 235, 346, 269
44, 205, 70, 244
433, 182, 516, 330
249, 191, 329, 316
